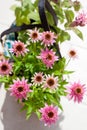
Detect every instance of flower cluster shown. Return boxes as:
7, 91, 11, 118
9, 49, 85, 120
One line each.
0, 0, 87, 127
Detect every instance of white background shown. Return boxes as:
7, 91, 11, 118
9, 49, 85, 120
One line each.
0, 0, 87, 130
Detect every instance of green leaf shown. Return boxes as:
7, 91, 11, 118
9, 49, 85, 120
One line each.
15, 5, 30, 26
35, 110, 41, 119
56, 7, 65, 23
72, 28, 83, 40
46, 93, 59, 106
57, 103, 63, 111
59, 31, 71, 43
46, 12, 54, 26
63, 70, 74, 74
28, 11, 40, 22
62, 0, 73, 8
14, 62, 22, 72
10, 4, 17, 11
64, 10, 74, 23
0, 77, 9, 83
54, 70, 62, 76
26, 104, 33, 119
22, 0, 34, 10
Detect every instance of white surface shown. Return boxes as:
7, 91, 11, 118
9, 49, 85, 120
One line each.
0, 0, 87, 130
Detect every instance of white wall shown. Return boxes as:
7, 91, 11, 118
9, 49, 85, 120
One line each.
0, 0, 87, 130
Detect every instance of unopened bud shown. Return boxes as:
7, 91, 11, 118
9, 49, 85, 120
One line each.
73, 0, 81, 11
52, 0, 58, 3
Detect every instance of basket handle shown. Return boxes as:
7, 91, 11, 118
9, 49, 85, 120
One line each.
38, 0, 58, 31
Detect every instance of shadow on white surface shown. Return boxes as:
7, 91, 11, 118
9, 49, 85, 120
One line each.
1, 92, 64, 130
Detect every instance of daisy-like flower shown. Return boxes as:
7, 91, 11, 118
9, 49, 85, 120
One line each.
9, 77, 32, 100
0, 59, 12, 75
67, 81, 86, 103
31, 72, 44, 86
39, 104, 58, 126
37, 48, 58, 69
44, 74, 58, 90
41, 31, 57, 46
68, 49, 77, 59
75, 11, 87, 26
10, 41, 28, 57
28, 28, 41, 42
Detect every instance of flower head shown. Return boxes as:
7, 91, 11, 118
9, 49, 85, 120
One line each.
31, 72, 44, 86
9, 77, 32, 100
68, 49, 77, 59
10, 41, 28, 57
28, 28, 41, 42
0, 59, 12, 75
75, 11, 87, 26
41, 31, 57, 46
37, 48, 58, 68
67, 81, 86, 103
39, 104, 58, 126
43, 74, 58, 90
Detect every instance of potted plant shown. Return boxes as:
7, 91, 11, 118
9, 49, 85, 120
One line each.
0, 0, 87, 127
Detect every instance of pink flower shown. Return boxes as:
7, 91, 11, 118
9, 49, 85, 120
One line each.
28, 28, 41, 42
0, 59, 12, 75
41, 31, 57, 46
43, 74, 59, 90
68, 49, 78, 59
10, 41, 28, 57
31, 72, 44, 86
37, 48, 58, 68
9, 77, 32, 100
67, 81, 86, 103
39, 104, 58, 126
75, 11, 87, 26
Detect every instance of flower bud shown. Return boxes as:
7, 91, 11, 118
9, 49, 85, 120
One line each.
73, 0, 81, 11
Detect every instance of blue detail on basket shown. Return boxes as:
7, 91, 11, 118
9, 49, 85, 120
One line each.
4, 40, 14, 57
4, 22, 16, 57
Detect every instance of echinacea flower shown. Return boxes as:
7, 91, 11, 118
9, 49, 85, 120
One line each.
9, 77, 32, 100
43, 74, 58, 90
31, 72, 44, 86
0, 59, 12, 75
41, 31, 57, 46
37, 48, 58, 68
68, 49, 77, 59
39, 104, 58, 126
10, 41, 28, 57
28, 28, 41, 42
75, 11, 87, 26
67, 81, 86, 103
